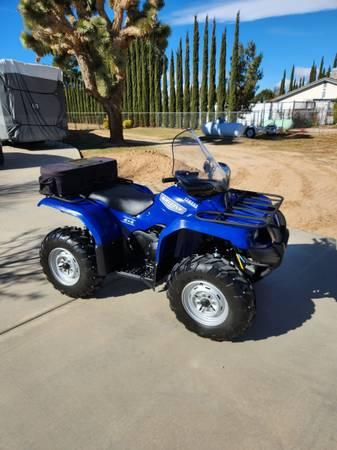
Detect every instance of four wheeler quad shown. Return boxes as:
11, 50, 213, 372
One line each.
38, 129, 289, 341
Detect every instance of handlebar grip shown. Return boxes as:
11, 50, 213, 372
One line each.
162, 177, 177, 183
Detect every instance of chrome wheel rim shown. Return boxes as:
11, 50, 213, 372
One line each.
48, 248, 80, 286
181, 280, 229, 326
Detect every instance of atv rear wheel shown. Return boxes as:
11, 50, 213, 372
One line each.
40, 227, 104, 298
167, 255, 255, 341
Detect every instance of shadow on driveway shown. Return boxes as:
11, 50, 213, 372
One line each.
0, 151, 72, 170
1, 229, 336, 340
239, 237, 337, 341
0, 230, 44, 301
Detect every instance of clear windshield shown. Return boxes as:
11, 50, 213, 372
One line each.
172, 129, 230, 186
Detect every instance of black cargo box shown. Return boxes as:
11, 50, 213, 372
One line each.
39, 157, 118, 197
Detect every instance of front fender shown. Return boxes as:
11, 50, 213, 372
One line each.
156, 216, 250, 263
38, 197, 121, 245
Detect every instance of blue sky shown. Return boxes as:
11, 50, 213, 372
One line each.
1, 0, 337, 91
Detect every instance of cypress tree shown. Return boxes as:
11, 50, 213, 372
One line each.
126, 49, 132, 116
191, 16, 200, 127
140, 41, 149, 126
154, 52, 162, 126
208, 18, 216, 115
279, 70, 286, 95
318, 57, 324, 79
217, 27, 227, 112
309, 62, 317, 83
289, 65, 295, 91
228, 11, 240, 119
149, 43, 155, 126
183, 32, 190, 128
200, 15, 209, 118
136, 40, 142, 111
176, 39, 183, 127
162, 55, 169, 127
169, 51, 176, 128
326, 66, 331, 78
141, 41, 150, 126
333, 53, 337, 68
130, 42, 138, 122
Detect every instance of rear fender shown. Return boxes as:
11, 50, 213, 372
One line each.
38, 197, 121, 275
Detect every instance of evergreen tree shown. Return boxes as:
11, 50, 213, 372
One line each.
183, 33, 190, 127
154, 52, 162, 126
333, 53, 337, 68
191, 16, 200, 127
239, 41, 263, 108
289, 65, 295, 91
169, 52, 176, 127
253, 89, 274, 103
140, 41, 149, 126
19, 0, 169, 142
200, 16, 209, 117
130, 43, 138, 117
217, 27, 227, 112
126, 50, 132, 114
326, 66, 331, 78
279, 70, 286, 95
309, 62, 317, 82
318, 57, 325, 79
228, 11, 240, 118
208, 18, 216, 115
162, 56, 169, 127
136, 40, 142, 111
176, 39, 183, 127
149, 43, 155, 126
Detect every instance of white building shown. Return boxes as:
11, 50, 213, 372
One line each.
272, 69, 337, 104
244, 69, 337, 127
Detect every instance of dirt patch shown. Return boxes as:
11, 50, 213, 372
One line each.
81, 129, 337, 238
86, 148, 173, 192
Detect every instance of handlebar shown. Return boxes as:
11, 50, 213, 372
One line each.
162, 177, 177, 184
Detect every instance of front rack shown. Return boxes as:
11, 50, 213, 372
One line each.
196, 189, 284, 229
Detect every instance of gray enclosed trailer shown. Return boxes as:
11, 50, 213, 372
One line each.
0, 59, 67, 146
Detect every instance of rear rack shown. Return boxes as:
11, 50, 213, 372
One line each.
196, 189, 284, 229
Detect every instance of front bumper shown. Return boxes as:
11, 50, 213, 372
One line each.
248, 221, 289, 269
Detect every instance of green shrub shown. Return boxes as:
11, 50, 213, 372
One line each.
123, 119, 133, 129
102, 117, 133, 129
102, 116, 109, 129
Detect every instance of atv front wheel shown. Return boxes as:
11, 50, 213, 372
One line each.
167, 255, 255, 341
40, 227, 104, 298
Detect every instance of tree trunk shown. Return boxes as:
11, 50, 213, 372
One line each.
104, 95, 124, 144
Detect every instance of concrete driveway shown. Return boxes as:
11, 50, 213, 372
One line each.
0, 144, 337, 450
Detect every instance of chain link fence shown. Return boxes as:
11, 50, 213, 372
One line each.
67, 107, 337, 133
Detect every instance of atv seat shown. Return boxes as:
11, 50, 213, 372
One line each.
89, 184, 154, 216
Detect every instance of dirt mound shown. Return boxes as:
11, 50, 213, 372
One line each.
94, 148, 173, 192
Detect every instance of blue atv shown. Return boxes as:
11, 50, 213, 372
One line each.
38, 129, 289, 340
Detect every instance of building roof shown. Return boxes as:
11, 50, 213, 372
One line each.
272, 77, 337, 102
